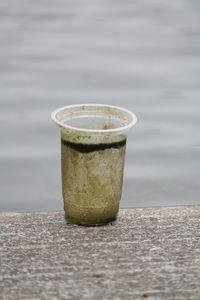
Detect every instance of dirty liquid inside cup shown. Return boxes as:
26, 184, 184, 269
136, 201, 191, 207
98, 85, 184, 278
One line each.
51, 104, 137, 225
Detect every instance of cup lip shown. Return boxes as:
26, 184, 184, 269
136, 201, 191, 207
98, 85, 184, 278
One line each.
51, 103, 137, 134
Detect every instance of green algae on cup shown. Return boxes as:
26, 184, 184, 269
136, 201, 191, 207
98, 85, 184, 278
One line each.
51, 104, 137, 225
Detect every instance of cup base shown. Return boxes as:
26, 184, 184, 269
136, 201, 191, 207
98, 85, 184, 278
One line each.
65, 214, 117, 226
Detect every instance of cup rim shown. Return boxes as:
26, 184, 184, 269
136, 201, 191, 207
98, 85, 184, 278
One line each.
51, 103, 137, 134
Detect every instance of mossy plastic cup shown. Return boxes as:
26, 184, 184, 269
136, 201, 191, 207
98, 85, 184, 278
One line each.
51, 104, 137, 225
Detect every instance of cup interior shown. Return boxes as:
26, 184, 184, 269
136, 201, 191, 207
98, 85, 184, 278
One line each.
51, 104, 137, 134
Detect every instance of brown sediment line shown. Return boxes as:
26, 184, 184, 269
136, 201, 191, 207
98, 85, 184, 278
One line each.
61, 139, 126, 153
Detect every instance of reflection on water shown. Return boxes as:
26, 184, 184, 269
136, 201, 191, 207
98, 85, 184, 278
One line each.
0, 0, 200, 211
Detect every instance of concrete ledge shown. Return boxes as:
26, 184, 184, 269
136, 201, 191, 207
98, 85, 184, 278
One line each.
0, 206, 200, 299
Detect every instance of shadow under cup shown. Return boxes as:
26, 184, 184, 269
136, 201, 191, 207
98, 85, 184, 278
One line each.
51, 104, 137, 225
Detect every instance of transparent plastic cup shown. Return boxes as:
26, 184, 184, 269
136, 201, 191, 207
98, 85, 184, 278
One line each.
51, 104, 137, 225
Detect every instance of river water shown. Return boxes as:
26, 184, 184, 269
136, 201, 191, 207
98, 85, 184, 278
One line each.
0, 0, 200, 211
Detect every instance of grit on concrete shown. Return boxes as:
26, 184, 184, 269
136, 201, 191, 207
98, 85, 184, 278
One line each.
0, 206, 200, 299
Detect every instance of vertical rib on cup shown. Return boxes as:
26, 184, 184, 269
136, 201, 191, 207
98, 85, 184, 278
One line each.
51, 104, 137, 225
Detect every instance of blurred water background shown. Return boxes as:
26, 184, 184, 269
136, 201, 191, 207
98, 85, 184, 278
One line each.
0, 0, 200, 212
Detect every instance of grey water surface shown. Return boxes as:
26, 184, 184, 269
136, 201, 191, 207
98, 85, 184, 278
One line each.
0, 0, 200, 212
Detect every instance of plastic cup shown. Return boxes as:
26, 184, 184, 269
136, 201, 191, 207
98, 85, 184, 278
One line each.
51, 104, 137, 225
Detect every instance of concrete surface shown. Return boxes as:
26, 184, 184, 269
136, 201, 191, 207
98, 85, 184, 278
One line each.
0, 206, 200, 299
